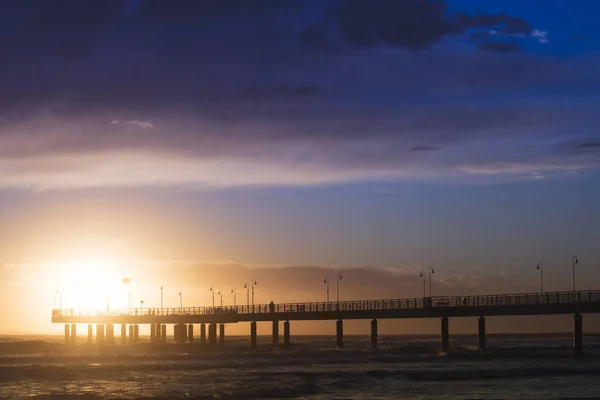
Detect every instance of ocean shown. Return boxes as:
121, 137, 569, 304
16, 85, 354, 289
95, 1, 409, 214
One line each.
2, 334, 600, 399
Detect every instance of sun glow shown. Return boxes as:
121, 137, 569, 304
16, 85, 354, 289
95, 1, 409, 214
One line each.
56, 257, 128, 314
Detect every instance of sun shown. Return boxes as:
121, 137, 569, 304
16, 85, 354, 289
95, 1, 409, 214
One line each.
57, 256, 128, 314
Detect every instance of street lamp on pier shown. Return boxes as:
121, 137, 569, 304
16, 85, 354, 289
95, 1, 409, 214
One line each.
231, 289, 236, 307
428, 267, 435, 298
572, 256, 579, 292
324, 278, 330, 303
244, 282, 250, 307
419, 271, 426, 298
210, 286, 215, 307
251, 279, 258, 306
536, 263, 544, 294
217, 290, 223, 307
336, 273, 342, 304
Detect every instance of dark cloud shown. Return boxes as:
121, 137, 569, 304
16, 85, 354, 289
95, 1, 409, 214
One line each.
410, 145, 439, 153
574, 142, 600, 150
477, 41, 520, 53
333, 0, 451, 50
304, 0, 533, 52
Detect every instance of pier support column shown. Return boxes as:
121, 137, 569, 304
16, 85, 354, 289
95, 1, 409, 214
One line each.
173, 324, 179, 344
106, 324, 114, 343
128, 325, 134, 344
272, 320, 279, 344
161, 324, 167, 344
478, 316, 486, 351
156, 324, 162, 344
97, 324, 105, 344
219, 323, 225, 346
150, 324, 156, 344
574, 313, 583, 357
209, 323, 217, 346
441, 317, 449, 352
370, 319, 378, 348
64, 324, 70, 345
188, 324, 194, 343
179, 323, 186, 344
250, 321, 257, 348
283, 321, 290, 345
88, 324, 93, 345
336, 319, 344, 349
120, 324, 126, 344
134, 325, 139, 344
200, 323, 206, 345
70, 324, 77, 346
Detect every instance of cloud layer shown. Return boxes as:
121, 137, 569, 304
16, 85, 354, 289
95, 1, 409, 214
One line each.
0, 0, 599, 189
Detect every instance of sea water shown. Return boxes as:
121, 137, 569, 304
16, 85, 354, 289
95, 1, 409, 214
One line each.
2, 334, 600, 399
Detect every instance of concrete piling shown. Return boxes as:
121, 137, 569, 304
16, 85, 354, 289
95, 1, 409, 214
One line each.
128, 324, 134, 344
64, 324, 70, 345
200, 323, 206, 345
336, 319, 344, 348
478, 316, 486, 351
70, 324, 77, 346
96, 324, 105, 344
121, 323, 126, 344
441, 317, 449, 352
134, 324, 139, 344
219, 323, 225, 346
272, 320, 279, 344
209, 323, 217, 346
370, 319, 378, 348
88, 324, 93, 345
250, 321, 257, 348
283, 321, 290, 345
188, 324, 194, 343
574, 313, 583, 357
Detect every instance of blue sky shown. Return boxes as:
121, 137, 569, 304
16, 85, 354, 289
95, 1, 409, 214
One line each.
0, 0, 599, 332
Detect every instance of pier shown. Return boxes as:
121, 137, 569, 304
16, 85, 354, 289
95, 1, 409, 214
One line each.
53, 290, 600, 355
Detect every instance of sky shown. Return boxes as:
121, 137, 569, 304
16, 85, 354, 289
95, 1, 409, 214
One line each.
1, 0, 600, 335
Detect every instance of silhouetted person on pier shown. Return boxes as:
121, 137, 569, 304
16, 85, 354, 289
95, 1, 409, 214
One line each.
269, 301, 275, 313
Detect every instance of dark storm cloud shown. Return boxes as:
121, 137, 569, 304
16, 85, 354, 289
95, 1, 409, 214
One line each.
304, 0, 534, 51
0, 0, 597, 188
477, 41, 520, 53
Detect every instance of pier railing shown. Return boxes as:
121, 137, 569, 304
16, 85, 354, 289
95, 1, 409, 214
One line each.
52, 289, 600, 318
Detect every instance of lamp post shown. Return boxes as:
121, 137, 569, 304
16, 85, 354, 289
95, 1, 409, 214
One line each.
572, 256, 579, 292
244, 282, 250, 307
428, 267, 435, 298
231, 289, 236, 307
210, 286, 215, 307
324, 278, 330, 303
179, 291, 182, 313
160, 285, 163, 315
251, 279, 258, 306
419, 271, 426, 298
537, 263, 544, 294
217, 290, 223, 307
336, 273, 342, 304
140, 299, 144, 314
